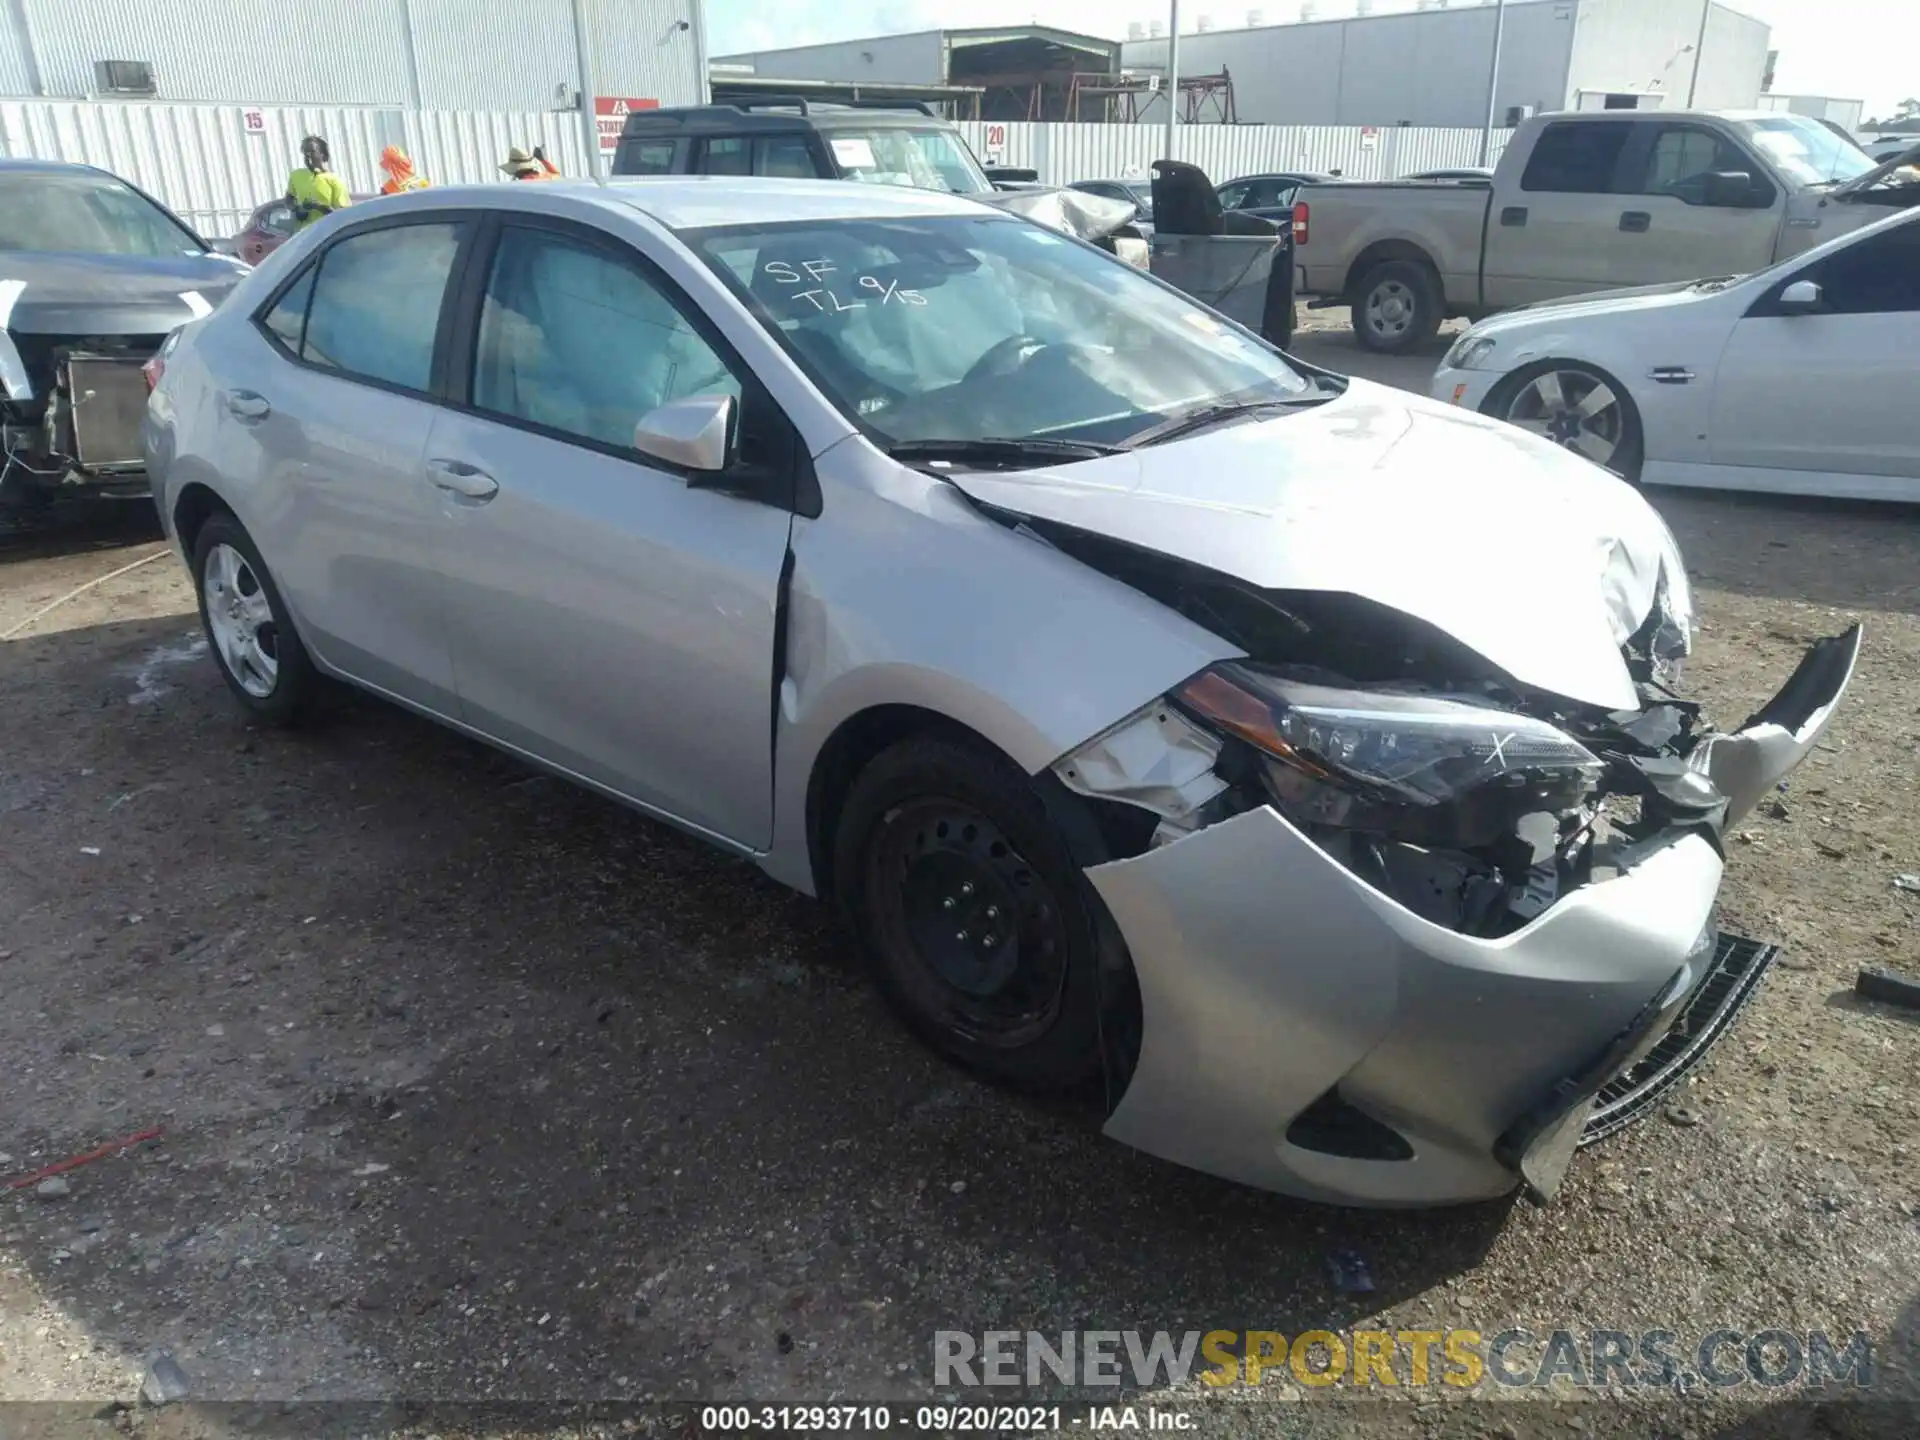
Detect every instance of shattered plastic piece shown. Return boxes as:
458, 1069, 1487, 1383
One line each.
79, 846, 101, 856
1855, 968, 1920, 1011
352, 1162, 390, 1178
140, 1352, 192, 1407
1327, 1249, 1374, 1293
1054, 702, 1228, 822
1892, 874, 1920, 893
34, 1176, 71, 1200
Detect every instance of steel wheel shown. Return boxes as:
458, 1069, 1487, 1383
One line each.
202, 541, 279, 699
1504, 367, 1630, 471
1363, 279, 1418, 344
866, 797, 1072, 1050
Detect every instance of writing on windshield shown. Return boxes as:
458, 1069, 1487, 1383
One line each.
762, 257, 928, 313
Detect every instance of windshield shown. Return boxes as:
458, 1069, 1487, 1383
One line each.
1739, 116, 1878, 186
825, 128, 992, 196
687, 214, 1313, 451
0, 172, 203, 257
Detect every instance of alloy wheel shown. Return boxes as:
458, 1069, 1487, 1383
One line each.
1504, 368, 1629, 471
202, 542, 279, 699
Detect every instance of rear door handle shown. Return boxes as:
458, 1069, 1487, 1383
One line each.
1619, 211, 1651, 233
224, 390, 270, 421
1499, 206, 1528, 227
426, 457, 499, 501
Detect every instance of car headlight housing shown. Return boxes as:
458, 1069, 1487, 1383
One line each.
1178, 665, 1604, 852
1443, 335, 1497, 370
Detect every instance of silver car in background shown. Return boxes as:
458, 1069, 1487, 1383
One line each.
145, 178, 1858, 1207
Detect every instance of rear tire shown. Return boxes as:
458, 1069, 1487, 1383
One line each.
192, 512, 319, 725
832, 736, 1127, 1093
1352, 259, 1443, 355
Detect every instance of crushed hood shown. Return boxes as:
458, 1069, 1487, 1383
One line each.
1831, 139, 1920, 197
943, 381, 1687, 710
978, 186, 1136, 244
0, 251, 245, 337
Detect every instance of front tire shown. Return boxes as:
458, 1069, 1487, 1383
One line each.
1352, 259, 1443, 354
1487, 360, 1644, 483
192, 512, 319, 725
832, 736, 1127, 1092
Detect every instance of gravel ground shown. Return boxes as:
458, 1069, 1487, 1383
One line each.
1, 324, 1916, 1436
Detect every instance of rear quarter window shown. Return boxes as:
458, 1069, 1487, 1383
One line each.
1521, 122, 1632, 194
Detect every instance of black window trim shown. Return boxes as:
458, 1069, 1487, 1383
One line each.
439, 209, 817, 516
248, 209, 480, 405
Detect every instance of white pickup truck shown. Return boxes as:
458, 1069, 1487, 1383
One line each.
1292, 109, 1920, 353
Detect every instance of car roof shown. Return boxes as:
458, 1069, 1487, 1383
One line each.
366, 176, 996, 231
623, 103, 955, 137
0, 156, 116, 178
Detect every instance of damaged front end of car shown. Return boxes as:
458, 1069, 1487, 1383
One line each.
1031, 519, 1861, 1205
1, 330, 164, 504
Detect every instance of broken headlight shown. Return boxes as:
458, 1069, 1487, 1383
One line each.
1178, 665, 1604, 851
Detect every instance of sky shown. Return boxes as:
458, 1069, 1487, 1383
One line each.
705, 0, 1918, 123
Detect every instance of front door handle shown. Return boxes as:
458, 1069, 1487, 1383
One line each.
1499, 206, 1527, 227
1619, 210, 1651, 233
224, 390, 270, 421
426, 458, 499, 501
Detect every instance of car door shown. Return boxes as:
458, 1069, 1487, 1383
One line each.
423, 215, 797, 847
1709, 219, 1920, 493
221, 216, 471, 712
1613, 121, 1782, 284
1481, 119, 1634, 305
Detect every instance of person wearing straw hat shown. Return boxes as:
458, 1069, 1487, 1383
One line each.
500, 145, 560, 181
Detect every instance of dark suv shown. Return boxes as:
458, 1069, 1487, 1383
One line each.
612, 100, 995, 197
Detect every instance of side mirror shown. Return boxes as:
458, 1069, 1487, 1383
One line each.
633, 393, 734, 473
1701, 170, 1768, 208
1777, 278, 1823, 313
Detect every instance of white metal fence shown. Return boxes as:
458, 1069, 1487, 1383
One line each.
1, 100, 593, 236
956, 121, 1514, 187
1, 99, 1514, 238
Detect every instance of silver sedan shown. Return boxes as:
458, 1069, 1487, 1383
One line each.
145, 178, 1859, 1206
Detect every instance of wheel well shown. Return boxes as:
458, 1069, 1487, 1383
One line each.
1343, 241, 1440, 301
1484, 357, 1642, 429
171, 483, 233, 560
804, 704, 1003, 899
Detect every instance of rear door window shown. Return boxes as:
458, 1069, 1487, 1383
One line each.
623, 139, 677, 175
1521, 122, 1632, 193
754, 135, 818, 178
699, 137, 752, 176
294, 222, 462, 392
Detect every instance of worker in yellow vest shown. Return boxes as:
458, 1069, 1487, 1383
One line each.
285, 136, 350, 227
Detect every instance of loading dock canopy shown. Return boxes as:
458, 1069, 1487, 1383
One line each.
944, 26, 1121, 121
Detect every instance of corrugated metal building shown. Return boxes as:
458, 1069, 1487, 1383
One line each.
714, 26, 1122, 121
0, 0, 706, 112
1118, 0, 1771, 128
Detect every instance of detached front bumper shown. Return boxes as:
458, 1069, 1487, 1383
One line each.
1084, 628, 1861, 1207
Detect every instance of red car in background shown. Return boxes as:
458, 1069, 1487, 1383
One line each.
232, 194, 373, 266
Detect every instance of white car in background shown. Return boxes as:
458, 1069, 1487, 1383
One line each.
1432, 206, 1920, 501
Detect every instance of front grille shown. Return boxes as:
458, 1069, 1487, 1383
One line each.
1580, 933, 1777, 1144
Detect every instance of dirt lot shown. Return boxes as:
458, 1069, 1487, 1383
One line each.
2, 326, 1917, 1434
